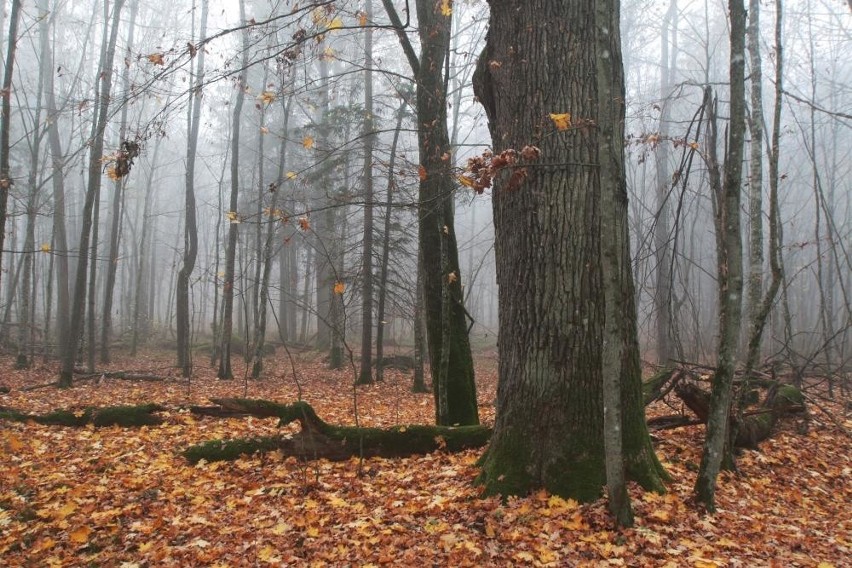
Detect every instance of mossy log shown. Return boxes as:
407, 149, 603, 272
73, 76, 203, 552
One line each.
674, 382, 805, 447
642, 367, 679, 406
0, 403, 165, 427
184, 398, 492, 464
0, 385, 9, 394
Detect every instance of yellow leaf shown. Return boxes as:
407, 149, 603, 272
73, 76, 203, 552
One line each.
226, 211, 240, 224
258, 91, 276, 105
302, 136, 315, 149
286, 171, 298, 180
457, 175, 475, 188
258, 545, 279, 563
6, 433, 24, 452
40, 243, 51, 253
320, 47, 336, 61
689, 141, 700, 150
306, 526, 320, 538
440, 0, 452, 16
333, 281, 345, 295
327, 17, 343, 30
69, 525, 91, 544
550, 112, 572, 130
56, 502, 78, 520
146, 53, 165, 65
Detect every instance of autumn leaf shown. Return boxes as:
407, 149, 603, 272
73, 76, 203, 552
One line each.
357, 11, 368, 26
68, 525, 91, 544
226, 211, 240, 224
333, 282, 345, 295
5, 433, 24, 452
146, 53, 165, 65
40, 243, 51, 253
302, 136, 315, 149
447, 272, 458, 284
260, 126, 269, 134
440, 0, 453, 16
418, 165, 427, 181
457, 175, 476, 188
258, 91, 276, 105
550, 112, 572, 130
327, 17, 343, 30
298, 216, 310, 231
286, 171, 298, 180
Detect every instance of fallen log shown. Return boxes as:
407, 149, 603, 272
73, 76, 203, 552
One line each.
184, 399, 492, 464
0, 403, 166, 427
642, 367, 681, 406
0, 385, 9, 394
674, 382, 805, 448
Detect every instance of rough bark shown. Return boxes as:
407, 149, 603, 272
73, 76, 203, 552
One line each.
184, 399, 491, 463
473, 0, 666, 502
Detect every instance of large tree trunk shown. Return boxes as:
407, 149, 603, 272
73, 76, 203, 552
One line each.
176, 0, 208, 377
472, 0, 666, 502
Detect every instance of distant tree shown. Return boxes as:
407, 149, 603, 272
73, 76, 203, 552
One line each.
217, 0, 249, 381
473, 0, 666, 512
177, 0, 208, 377
60, 0, 127, 388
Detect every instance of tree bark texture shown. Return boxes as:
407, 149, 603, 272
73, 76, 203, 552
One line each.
415, 0, 478, 426
473, 0, 666, 502
0, 0, 21, 292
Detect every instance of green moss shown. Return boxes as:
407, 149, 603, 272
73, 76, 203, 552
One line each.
92, 404, 164, 427
184, 436, 284, 464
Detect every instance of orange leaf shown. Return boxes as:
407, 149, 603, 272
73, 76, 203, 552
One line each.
146, 53, 165, 65
418, 165, 427, 181
69, 525, 91, 544
549, 112, 572, 130
303, 136, 315, 149
333, 282, 345, 295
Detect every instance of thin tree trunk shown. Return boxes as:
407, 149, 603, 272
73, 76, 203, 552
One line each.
177, 0, 208, 377
376, 105, 405, 383
0, 0, 22, 292
60, 0, 126, 387
100, 0, 138, 364
217, 0, 248, 380
694, 0, 747, 511
357, 0, 376, 385
131, 140, 161, 355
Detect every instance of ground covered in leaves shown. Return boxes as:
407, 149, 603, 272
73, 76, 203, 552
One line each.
1, 350, 850, 566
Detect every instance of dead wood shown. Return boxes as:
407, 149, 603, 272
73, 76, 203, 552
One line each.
184, 398, 492, 464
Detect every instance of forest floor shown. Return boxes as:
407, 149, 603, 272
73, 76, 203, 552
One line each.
1, 349, 850, 567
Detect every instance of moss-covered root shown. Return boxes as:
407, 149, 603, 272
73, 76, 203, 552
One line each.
642, 367, 676, 406
0, 403, 165, 427
185, 398, 492, 464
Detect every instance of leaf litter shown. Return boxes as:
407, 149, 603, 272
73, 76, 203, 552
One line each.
0, 351, 849, 566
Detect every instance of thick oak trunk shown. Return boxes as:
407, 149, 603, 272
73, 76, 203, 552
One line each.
473, 0, 666, 502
